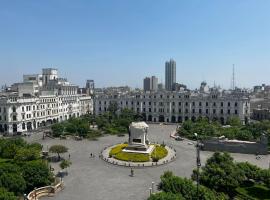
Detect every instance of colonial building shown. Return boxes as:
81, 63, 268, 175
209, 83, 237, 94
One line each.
95, 86, 250, 125
0, 68, 93, 135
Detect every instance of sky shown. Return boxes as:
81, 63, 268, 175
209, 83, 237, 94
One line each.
0, 0, 270, 89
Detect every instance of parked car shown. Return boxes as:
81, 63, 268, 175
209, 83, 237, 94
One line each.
22, 132, 31, 136
175, 136, 184, 141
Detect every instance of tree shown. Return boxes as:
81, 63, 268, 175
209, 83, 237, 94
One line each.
49, 145, 68, 161
0, 188, 17, 200
227, 117, 242, 127
14, 147, 40, 162
51, 123, 65, 137
108, 101, 118, 115
195, 152, 245, 195
60, 160, 72, 172
148, 192, 184, 200
22, 160, 53, 192
0, 173, 26, 195
159, 171, 228, 200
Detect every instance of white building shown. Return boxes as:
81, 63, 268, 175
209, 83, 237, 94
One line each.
0, 68, 93, 135
95, 86, 250, 125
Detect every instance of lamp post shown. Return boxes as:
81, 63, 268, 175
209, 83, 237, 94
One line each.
194, 133, 201, 200
152, 181, 155, 194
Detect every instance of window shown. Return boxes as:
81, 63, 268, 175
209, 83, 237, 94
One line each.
192, 102, 195, 106
192, 109, 195, 113
228, 109, 231, 114
149, 108, 151, 112
199, 109, 202, 114
221, 109, 223, 114
179, 102, 181, 106
199, 102, 202, 106
206, 109, 208, 114
206, 102, 209, 107
213, 109, 216, 114
235, 110, 238, 114
221, 102, 223, 107
179, 108, 181, 113
149, 102, 151, 106
12, 107, 16, 112
235, 102, 238, 107
213, 102, 216, 107
172, 102, 175, 106
185, 102, 188, 106
228, 102, 231, 107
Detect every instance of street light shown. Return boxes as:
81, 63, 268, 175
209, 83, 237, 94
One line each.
194, 133, 201, 200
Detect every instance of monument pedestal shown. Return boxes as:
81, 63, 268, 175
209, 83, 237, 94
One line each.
123, 122, 154, 154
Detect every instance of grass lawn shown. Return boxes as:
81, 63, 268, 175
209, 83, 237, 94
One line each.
236, 184, 270, 200
109, 143, 149, 162
151, 145, 168, 160
109, 144, 168, 162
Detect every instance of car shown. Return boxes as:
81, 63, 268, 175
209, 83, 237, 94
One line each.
175, 136, 184, 141
187, 142, 194, 145
22, 132, 31, 136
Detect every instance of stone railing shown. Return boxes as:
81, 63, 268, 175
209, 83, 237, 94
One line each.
27, 180, 63, 200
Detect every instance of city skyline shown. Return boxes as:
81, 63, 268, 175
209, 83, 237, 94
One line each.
1, 1, 270, 89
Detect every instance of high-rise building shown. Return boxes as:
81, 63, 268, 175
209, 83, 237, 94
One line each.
165, 59, 176, 91
143, 77, 151, 91
144, 76, 158, 91
151, 76, 158, 91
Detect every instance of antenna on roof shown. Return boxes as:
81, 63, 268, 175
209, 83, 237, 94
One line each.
231, 64, 236, 90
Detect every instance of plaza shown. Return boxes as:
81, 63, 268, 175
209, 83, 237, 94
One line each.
26, 124, 270, 200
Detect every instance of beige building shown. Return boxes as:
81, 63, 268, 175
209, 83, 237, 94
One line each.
95, 88, 250, 125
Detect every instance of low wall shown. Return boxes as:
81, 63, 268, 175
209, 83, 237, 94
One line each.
202, 139, 268, 155
27, 181, 64, 200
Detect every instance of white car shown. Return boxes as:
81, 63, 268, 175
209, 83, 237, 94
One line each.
187, 142, 194, 145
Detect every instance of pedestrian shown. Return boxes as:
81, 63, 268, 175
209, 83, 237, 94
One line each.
68, 154, 71, 160
130, 168, 134, 177
90, 153, 92, 158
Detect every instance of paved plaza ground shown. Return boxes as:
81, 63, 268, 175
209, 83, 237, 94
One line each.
25, 124, 270, 200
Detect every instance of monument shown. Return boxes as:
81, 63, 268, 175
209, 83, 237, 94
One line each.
123, 122, 154, 154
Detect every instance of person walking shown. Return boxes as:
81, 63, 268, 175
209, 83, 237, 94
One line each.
130, 168, 134, 177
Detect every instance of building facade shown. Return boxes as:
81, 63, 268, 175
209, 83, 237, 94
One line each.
95, 90, 250, 125
0, 68, 93, 135
165, 59, 176, 91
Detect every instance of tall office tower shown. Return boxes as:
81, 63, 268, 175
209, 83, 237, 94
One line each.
143, 77, 151, 91
165, 59, 176, 91
151, 76, 158, 91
